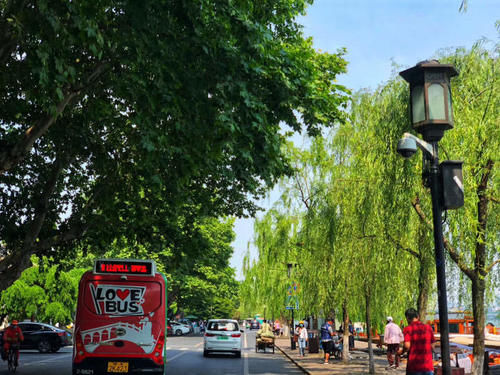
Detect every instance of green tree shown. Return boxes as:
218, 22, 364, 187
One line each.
0, 256, 86, 324
0, 0, 348, 291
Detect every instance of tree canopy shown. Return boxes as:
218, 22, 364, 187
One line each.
0, 0, 349, 290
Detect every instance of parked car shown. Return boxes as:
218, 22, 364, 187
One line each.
178, 319, 194, 333
169, 321, 191, 336
203, 319, 242, 358
0, 322, 72, 353
167, 323, 173, 336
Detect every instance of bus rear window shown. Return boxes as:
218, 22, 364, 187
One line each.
83, 280, 162, 317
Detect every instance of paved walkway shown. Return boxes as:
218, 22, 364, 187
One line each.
275, 337, 406, 374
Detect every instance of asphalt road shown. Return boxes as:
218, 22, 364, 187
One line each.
0, 347, 73, 375
166, 330, 304, 375
0, 331, 303, 374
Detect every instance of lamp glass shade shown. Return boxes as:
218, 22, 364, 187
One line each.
411, 85, 425, 123
428, 83, 446, 120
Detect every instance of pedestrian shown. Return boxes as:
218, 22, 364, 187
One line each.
320, 318, 335, 364
297, 321, 308, 357
348, 320, 355, 350
384, 316, 404, 369
274, 320, 281, 336
398, 308, 436, 375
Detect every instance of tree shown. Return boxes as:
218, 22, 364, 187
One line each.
0, 0, 349, 291
0, 256, 85, 324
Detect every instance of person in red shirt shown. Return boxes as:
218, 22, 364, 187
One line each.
398, 308, 436, 375
3, 320, 24, 366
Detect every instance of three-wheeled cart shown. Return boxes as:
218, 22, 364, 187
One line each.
255, 335, 275, 353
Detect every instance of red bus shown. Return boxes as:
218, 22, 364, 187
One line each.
73, 259, 167, 375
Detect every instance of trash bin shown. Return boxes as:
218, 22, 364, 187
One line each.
308, 330, 319, 353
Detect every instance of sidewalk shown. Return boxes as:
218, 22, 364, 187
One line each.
275, 337, 406, 375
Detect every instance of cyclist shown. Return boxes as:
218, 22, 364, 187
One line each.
3, 320, 24, 366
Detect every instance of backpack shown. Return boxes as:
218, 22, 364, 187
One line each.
321, 323, 332, 341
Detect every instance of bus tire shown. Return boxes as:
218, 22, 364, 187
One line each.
203, 350, 209, 357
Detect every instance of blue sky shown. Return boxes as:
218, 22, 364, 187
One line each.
229, 0, 499, 279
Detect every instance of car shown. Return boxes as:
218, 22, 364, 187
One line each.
178, 319, 194, 333
169, 321, 191, 336
250, 320, 260, 330
203, 319, 242, 358
167, 323, 173, 336
0, 322, 72, 353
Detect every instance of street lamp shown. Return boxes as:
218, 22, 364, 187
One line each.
287, 263, 297, 350
398, 60, 463, 375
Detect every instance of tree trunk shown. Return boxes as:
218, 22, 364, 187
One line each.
342, 299, 350, 363
417, 223, 431, 320
365, 290, 375, 374
417, 254, 431, 320
470, 276, 485, 375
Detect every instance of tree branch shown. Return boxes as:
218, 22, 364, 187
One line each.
411, 195, 475, 280
0, 92, 79, 173
0, 61, 111, 174
485, 259, 500, 274
0, 156, 64, 289
387, 233, 421, 259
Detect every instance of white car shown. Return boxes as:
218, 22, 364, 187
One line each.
203, 319, 242, 358
170, 321, 191, 336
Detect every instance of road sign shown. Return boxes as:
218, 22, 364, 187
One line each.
285, 281, 299, 310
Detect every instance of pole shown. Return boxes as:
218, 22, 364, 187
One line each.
291, 309, 296, 350
428, 144, 451, 375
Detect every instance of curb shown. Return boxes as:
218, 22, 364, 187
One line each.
274, 344, 311, 375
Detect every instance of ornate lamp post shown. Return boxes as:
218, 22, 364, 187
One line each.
398, 60, 462, 375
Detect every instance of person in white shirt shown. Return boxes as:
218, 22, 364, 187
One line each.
384, 316, 404, 369
297, 321, 308, 357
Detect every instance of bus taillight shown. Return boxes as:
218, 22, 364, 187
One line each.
73, 333, 87, 363
152, 333, 165, 365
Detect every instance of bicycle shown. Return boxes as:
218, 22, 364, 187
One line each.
7, 344, 20, 373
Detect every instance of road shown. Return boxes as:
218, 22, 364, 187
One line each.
0, 347, 73, 375
166, 330, 303, 375
0, 331, 303, 374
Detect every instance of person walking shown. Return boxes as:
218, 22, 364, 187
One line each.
348, 320, 355, 350
297, 321, 308, 357
320, 318, 335, 364
398, 308, 436, 375
274, 320, 281, 336
384, 316, 404, 369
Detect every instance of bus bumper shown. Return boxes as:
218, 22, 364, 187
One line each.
73, 358, 164, 374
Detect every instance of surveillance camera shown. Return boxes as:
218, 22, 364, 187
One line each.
397, 137, 417, 158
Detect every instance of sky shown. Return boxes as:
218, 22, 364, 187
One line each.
229, 0, 499, 280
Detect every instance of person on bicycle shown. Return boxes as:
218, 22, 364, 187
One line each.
3, 320, 24, 366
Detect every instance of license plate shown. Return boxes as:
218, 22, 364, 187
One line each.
107, 362, 129, 373
217, 336, 229, 340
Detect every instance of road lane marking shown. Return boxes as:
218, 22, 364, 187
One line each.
167, 341, 203, 362
244, 332, 249, 375
23, 353, 73, 366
